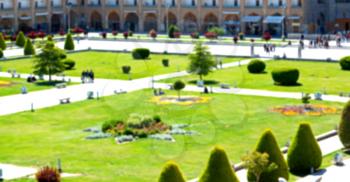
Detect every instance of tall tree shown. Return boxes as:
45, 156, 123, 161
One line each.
34, 43, 66, 82
0, 33, 6, 50
188, 42, 216, 81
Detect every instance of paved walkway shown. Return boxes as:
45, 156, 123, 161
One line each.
2, 39, 350, 61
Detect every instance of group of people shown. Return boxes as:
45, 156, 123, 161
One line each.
263, 44, 276, 54
153, 88, 165, 96
81, 70, 95, 83
307, 36, 330, 49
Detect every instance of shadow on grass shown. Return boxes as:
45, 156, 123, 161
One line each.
291, 169, 327, 178
35, 80, 66, 86
188, 80, 220, 85
249, 71, 268, 74
274, 82, 303, 87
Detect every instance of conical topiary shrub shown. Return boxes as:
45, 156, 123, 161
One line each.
24, 38, 35, 55
158, 161, 186, 182
0, 33, 6, 50
339, 100, 350, 149
199, 146, 239, 182
64, 33, 74, 50
287, 123, 322, 175
248, 130, 289, 182
16, 31, 26, 47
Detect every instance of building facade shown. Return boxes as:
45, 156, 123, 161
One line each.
0, 0, 349, 35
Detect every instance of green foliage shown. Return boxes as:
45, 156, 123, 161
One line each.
0, 33, 6, 50
0, 49, 3, 58
287, 123, 322, 175
122, 66, 131, 74
158, 161, 186, 182
16, 31, 26, 47
168, 25, 180, 38
340, 56, 350, 70
153, 115, 162, 122
64, 33, 75, 51
188, 42, 216, 80
35, 166, 61, 182
242, 151, 277, 182
301, 93, 311, 105
34, 44, 66, 82
24, 39, 35, 55
162, 59, 169, 67
199, 146, 239, 182
132, 48, 150, 60
271, 68, 299, 86
102, 120, 124, 133
208, 27, 225, 36
339, 100, 350, 149
173, 80, 185, 99
47, 35, 53, 42
63, 59, 76, 70
247, 59, 266, 74
248, 130, 289, 182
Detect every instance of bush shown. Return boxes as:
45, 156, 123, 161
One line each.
271, 68, 299, 86
153, 115, 161, 122
208, 27, 225, 37
35, 166, 60, 182
122, 66, 131, 74
101, 120, 124, 133
248, 130, 289, 181
47, 35, 53, 42
205, 32, 217, 39
0, 49, 3, 58
123, 32, 129, 39
24, 38, 35, 55
287, 123, 322, 175
63, 59, 76, 70
0, 33, 6, 50
162, 59, 169, 67
339, 100, 350, 149
168, 25, 180, 38
199, 146, 239, 182
158, 161, 186, 182
132, 48, 150, 60
16, 31, 26, 47
247, 59, 266, 73
64, 33, 75, 50
340, 56, 350, 70
191, 32, 200, 39
149, 29, 157, 39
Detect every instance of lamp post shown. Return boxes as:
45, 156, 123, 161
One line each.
281, 5, 287, 39
165, 1, 170, 33
66, 1, 72, 31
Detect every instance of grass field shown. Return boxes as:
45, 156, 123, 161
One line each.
0, 77, 69, 97
0, 89, 343, 182
163, 60, 350, 95
0, 52, 243, 80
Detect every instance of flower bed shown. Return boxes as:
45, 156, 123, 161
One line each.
0, 80, 12, 87
150, 95, 211, 106
271, 104, 339, 116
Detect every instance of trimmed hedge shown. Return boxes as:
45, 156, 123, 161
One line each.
271, 68, 299, 86
248, 130, 289, 182
162, 59, 169, 67
24, 39, 35, 55
122, 66, 131, 74
63, 59, 76, 70
132, 48, 150, 60
287, 123, 322, 175
247, 59, 266, 73
158, 161, 186, 182
340, 56, 350, 70
199, 146, 239, 182
64, 33, 75, 51
339, 100, 350, 149
16, 31, 26, 47
0, 33, 6, 50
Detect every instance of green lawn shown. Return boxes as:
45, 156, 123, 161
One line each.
0, 51, 243, 80
0, 89, 343, 182
163, 60, 350, 95
0, 77, 69, 97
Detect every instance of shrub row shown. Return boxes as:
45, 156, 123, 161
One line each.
132, 48, 150, 60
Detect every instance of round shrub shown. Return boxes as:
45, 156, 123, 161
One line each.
162, 59, 169, 67
287, 123, 322, 175
158, 161, 186, 182
102, 120, 124, 133
63, 59, 76, 70
248, 130, 289, 181
0, 49, 3, 58
339, 100, 350, 149
340, 56, 350, 70
247, 59, 266, 73
122, 66, 131, 74
199, 146, 239, 182
271, 68, 299, 86
132, 48, 150, 60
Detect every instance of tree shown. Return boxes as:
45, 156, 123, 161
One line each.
188, 42, 216, 81
64, 33, 75, 50
34, 43, 66, 82
16, 31, 26, 47
287, 123, 322, 175
339, 100, 350, 149
0, 33, 6, 50
199, 146, 239, 182
242, 151, 277, 182
173, 80, 185, 100
24, 38, 35, 55
158, 161, 186, 182
208, 27, 225, 37
168, 25, 180, 38
248, 130, 289, 182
